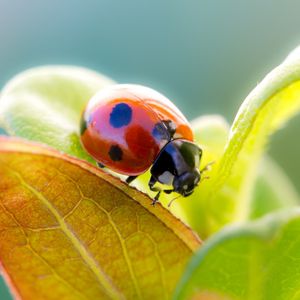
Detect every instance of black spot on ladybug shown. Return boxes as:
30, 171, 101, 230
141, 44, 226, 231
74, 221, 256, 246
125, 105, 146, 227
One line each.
152, 120, 176, 140
109, 145, 123, 161
110, 103, 132, 128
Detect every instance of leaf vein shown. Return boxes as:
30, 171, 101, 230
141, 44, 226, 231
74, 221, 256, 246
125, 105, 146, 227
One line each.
8, 167, 123, 300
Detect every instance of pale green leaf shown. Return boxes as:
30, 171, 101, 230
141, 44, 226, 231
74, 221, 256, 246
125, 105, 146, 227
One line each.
0, 65, 115, 162
250, 157, 299, 219
196, 47, 300, 237
174, 208, 300, 300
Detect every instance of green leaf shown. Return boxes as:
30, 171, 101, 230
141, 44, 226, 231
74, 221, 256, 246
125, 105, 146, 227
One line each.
249, 157, 299, 219
190, 47, 300, 237
0, 65, 115, 162
173, 208, 300, 300
188, 116, 299, 235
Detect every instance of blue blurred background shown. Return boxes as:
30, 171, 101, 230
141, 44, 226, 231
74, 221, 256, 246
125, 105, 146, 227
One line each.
1, 1, 300, 298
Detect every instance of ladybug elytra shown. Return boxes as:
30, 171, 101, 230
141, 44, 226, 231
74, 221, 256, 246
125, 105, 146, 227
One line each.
80, 84, 204, 205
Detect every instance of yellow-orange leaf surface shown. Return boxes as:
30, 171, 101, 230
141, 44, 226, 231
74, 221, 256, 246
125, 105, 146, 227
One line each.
0, 138, 200, 300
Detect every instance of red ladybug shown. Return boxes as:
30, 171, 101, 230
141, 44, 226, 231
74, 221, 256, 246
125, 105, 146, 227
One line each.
80, 84, 203, 204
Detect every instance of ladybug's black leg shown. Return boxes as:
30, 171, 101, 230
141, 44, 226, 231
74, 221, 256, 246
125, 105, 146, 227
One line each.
163, 189, 173, 194
167, 194, 181, 207
126, 176, 138, 184
149, 175, 161, 205
97, 162, 105, 168
149, 175, 158, 191
152, 189, 173, 205
150, 186, 160, 192
151, 191, 161, 206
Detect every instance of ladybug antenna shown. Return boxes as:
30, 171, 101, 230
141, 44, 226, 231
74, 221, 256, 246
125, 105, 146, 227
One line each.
168, 194, 182, 208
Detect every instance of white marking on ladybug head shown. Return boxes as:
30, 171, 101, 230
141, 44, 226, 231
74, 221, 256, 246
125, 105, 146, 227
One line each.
158, 171, 174, 185
183, 184, 188, 190
194, 178, 199, 185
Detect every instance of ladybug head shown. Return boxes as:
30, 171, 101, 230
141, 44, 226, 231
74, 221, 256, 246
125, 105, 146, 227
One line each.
173, 168, 200, 197
150, 139, 202, 198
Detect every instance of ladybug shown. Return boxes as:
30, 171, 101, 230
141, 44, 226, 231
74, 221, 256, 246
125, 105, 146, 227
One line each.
80, 84, 205, 205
